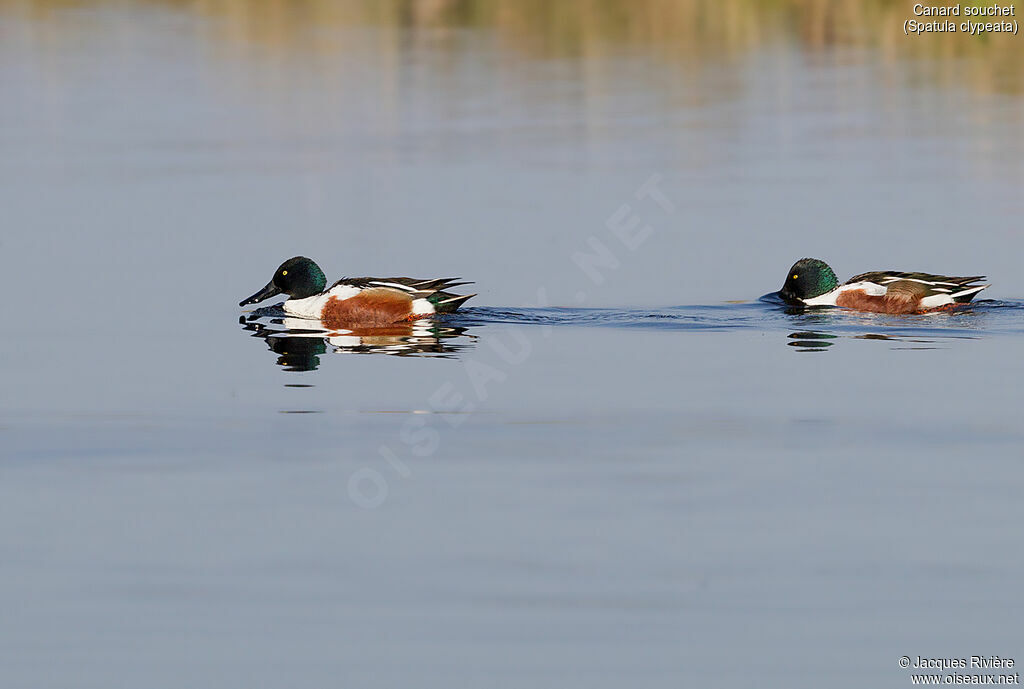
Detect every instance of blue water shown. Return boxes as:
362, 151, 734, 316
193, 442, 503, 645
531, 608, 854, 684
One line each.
3, 2, 1024, 688
7, 298, 1024, 688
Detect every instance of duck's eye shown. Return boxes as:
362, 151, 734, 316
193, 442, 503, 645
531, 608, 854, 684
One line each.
282, 270, 288, 276
792, 274, 799, 279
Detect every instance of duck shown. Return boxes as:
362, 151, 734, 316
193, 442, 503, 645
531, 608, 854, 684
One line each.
777, 258, 988, 314
239, 256, 475, 326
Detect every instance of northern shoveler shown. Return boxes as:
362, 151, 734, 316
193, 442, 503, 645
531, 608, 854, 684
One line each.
777, 258, 989, 314
239, 256, 475, 326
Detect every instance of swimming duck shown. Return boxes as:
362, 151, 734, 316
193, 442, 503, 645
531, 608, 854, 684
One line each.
777, 258, 988, 314
239, 256, 475, 326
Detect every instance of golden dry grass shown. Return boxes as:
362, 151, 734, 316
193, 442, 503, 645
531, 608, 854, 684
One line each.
4, 0, 1022, 93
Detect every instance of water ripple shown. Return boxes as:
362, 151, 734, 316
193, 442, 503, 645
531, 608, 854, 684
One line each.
240, 299, 1024, 366
454, 299, 1024, 337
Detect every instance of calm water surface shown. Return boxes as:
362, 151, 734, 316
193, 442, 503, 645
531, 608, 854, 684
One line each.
2, 2, 1023, 688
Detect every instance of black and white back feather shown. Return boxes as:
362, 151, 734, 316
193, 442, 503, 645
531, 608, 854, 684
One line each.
332, 277, 475, 312
845, 271, 988, 303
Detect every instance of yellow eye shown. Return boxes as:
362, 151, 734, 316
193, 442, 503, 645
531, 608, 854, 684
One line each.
282, 270, 288, 276
792, 274, 799, 279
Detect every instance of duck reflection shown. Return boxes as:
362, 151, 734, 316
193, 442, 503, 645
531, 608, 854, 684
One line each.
787, 330, 954, 352
787, 331, 837, 352
240, 311, 474, 370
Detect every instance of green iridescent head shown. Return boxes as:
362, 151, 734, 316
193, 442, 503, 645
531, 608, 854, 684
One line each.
239, 256, 327, 306
778, 258, 839, 303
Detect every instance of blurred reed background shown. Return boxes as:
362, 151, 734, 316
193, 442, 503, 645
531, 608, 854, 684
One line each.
5, 0, 1022, 96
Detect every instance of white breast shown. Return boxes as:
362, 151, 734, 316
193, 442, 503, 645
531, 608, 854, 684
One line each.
283, 293, 329, 319
282, 285, 362, 319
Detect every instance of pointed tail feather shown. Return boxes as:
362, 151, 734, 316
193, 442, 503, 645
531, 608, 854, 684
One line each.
429, 280, 472, 291
412, 277, 472, 292
951, 284, 989, 303
431, 292, 476, 313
